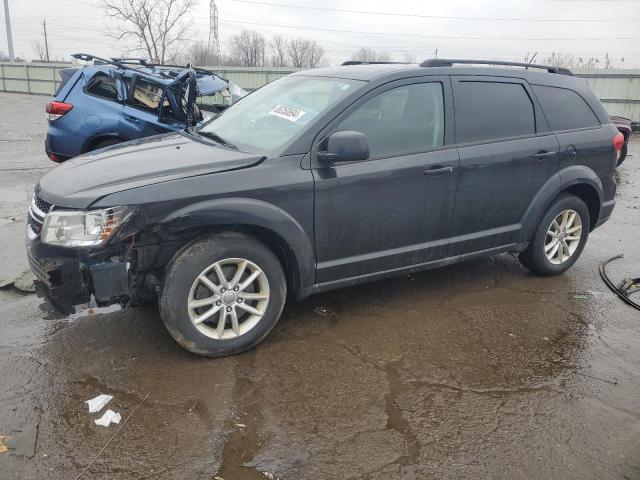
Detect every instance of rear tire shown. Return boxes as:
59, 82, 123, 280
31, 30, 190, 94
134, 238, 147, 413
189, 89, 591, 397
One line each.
519, 194, 590, 276
159, 232, 287, 357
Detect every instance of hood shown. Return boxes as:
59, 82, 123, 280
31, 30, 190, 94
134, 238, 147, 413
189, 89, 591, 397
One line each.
37, 133, 264, 209
196, 74, 229, 95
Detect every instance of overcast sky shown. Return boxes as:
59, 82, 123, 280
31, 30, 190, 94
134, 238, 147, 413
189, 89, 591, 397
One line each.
2, 0, 640, 67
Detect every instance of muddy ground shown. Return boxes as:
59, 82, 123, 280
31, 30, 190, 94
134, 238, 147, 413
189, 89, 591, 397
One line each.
0, 92, 639, 479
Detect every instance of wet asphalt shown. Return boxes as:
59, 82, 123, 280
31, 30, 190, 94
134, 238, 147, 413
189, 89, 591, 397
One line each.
0, 92, 639, 479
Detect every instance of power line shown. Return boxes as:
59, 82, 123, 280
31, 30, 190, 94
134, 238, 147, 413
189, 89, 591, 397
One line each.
212, 17, 640, 41
223, 0, 640, 22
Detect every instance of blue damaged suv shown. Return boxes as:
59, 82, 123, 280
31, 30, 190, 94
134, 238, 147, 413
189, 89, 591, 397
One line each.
44, 53, 246, 162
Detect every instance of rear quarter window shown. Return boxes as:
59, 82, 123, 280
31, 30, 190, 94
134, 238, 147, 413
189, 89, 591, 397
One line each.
454, 81, 535, 143
54, 68, 78, 96
532, 85, 600, 131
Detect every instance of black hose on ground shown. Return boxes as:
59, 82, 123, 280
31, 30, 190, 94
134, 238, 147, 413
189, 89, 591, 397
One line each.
599, 254, 640, 311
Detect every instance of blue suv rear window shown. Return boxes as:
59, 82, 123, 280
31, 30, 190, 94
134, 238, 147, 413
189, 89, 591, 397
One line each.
86, 73, 119, 101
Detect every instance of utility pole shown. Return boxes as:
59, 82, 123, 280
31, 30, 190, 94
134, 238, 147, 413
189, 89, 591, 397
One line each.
42, 20, 50, 62
434, 48, 438, 58
3, 0, 15, 62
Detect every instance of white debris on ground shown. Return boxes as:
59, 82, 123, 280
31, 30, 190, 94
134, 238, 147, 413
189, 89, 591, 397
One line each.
94, 410, 121, 427
85, 394, 113, 413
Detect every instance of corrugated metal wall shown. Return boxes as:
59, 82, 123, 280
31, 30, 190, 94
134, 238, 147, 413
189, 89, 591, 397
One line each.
573, 68, 640, 122
0, 62, 297, 95
1, 63, 639, 121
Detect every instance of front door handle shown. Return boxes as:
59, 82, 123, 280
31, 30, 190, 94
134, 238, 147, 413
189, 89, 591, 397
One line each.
533, 150, 556, 160
423, 165, 454, 176
125, 116, 140, 123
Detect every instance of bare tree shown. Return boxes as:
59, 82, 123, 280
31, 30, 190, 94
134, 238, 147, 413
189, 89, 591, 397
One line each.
351, 48, 391, 63
181, 40, 241, 67
287, 38, 326, 68
306, 41, 326, 68
32, 40, 48, 62
270, 35, 289, 67
545, 52, 575, 68
544, 52, 614, 69
403, 51, 416, 63
185, 40, 215, 66
101, 0, 195, 64
229, 30, 266, 67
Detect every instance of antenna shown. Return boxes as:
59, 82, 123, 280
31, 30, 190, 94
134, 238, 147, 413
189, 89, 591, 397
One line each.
209, 0, 222, 74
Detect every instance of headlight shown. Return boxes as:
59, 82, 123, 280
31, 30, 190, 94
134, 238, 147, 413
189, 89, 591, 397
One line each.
41, 207, 129, 247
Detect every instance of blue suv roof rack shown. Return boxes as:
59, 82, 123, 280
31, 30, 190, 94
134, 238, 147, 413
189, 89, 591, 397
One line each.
420, 58, 573, 76
71, 53, 219, 80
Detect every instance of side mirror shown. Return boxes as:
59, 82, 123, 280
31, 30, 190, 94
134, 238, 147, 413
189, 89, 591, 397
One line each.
317, 131, 370, 163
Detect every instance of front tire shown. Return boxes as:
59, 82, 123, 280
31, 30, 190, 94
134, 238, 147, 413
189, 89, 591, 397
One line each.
519, 194, 590, 276
159, 232, 287, 357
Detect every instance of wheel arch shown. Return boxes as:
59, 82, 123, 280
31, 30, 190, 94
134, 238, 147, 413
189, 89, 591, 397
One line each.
82, 132, 129, 153
562, 183, 601, 230
155, 198, 315, 298
520, 166, 603, 242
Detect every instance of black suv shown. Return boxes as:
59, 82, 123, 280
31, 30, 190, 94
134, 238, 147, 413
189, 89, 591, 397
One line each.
27, 59, 622, 357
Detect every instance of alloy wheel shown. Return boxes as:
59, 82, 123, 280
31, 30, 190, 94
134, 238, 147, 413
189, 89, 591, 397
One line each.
544, 209, 583, 265
187, 258, 270, 340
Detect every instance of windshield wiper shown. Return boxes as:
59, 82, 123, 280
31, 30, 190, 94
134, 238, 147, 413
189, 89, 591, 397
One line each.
198, 130, 238, 150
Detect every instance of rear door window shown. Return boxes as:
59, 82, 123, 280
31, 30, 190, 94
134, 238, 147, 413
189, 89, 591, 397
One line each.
337, 82, 445, 158
86, 73, 119, 101
454, 81, 535, 143
532, 85, 600, 131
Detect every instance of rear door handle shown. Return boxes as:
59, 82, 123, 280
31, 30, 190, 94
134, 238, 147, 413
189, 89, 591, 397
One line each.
423, 166, 454, 176
533, 150, 556, 160
125, 116, 140, 123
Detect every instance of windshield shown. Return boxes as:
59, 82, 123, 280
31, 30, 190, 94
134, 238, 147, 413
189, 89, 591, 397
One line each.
199, 75, 365, 152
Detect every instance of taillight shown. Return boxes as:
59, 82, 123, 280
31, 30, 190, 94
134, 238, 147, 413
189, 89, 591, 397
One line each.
613, 131, 625, 160
46, 101, 73, 121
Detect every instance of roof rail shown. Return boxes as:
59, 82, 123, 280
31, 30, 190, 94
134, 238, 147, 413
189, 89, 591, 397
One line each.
71, 53, 148, 73
341, 60, 408, 66
111, 57, 150, 65
419, 58, 573, 76
71, 53, 217, 79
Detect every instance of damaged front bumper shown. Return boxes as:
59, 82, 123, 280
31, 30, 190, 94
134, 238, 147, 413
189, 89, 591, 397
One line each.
27, 233, 130, 314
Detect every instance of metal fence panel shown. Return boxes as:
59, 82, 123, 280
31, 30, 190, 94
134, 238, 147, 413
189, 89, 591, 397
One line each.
574, 68, 640, 121
0, 62, 297, 96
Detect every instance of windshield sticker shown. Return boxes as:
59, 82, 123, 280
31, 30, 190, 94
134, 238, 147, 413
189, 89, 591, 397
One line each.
269, 105, 306, 122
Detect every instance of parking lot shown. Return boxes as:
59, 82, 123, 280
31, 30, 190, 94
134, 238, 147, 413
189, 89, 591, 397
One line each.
1, 91, 639, 479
